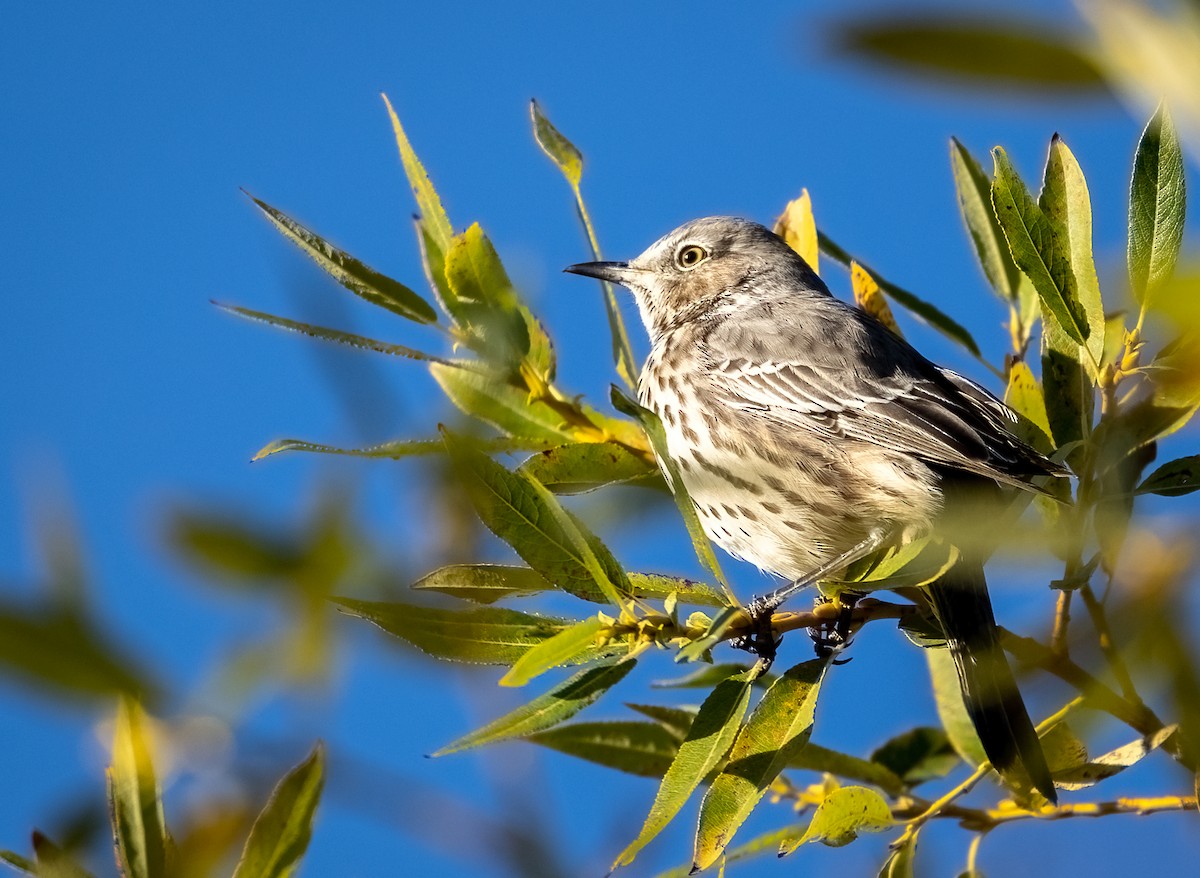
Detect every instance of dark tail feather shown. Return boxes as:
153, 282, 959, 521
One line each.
929, 560, 1057, 803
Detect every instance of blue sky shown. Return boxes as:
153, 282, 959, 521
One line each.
2, 1, 1199, 876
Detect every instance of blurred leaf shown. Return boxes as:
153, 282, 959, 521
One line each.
0, 603, 158, 703
1130, 103, 1186, 307
1038, 721, 1089, 775
835, 16, 1105, 91
245, 194, 437, 324
611, 386, 738, 605
382, 94, 452, 252
107, 698, 169, 878
991, 147, 1090, 346
525, 720, 679, 778
333, 597, 608, 666
879, 830, 918, 878
1136, 456, 1200, 497
430, 363, 576, 442
926, 646, 985, 765
775, 190, 820, 274
818, 233, 983, 359
952, 138, 1024, 305
168, 512, 303, 583
788, 744, 907, 798
694, 659, 829, 870
870, 727, 959, 786
851, 262, 901, 336
232, 744, 324, 878
1040, 135, 1106, 365
531, 99, 638, 390
0, 852, 36, 875
413, 564, 554, 604
500, 616, 604, 687
1, 833, 96, 878
1004, 361, 1055, 452
434, 656, 637, 756
252, 435, 555, 461
443, 429, 630, 605
1055, 725, 1177, 790
614, 669, 756, 868
778, 786, 894, 854
518, 441, 659, 494
214, 303, 447, 362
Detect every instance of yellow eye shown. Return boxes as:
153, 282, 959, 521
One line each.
676, 244, 709, 269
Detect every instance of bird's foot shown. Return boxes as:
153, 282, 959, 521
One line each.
731, 594, 782, 666
808, 592, 863, 664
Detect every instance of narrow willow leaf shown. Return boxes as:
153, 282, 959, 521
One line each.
333, 597, 606, 666
775, 191, 820, 274
1054, 725, 1176, 790
837, 537, 957, 591
500, 616, 604, 687
215, 303, 447, 362
434, 656, 636, 756
613, 669, 756, 868
381, 94, 453, 251
951, 137, 1023, 303
0, 853, 35, 875
991, 147, 1090, 345
626, 573, 726, 608
1040, 136, 1105, 365
611, 386, 738, 606
430, 363, 575, 443
626, 703, 697, 741
1042, 316, 1093, 454
518, 441, 659, 494
869, 727, 959, 785
788, 744, 907, 797
694, 659, 829, 870
836, 18, 1105, 90
252, 435, 555, 462
107, 698, 168, 878
925, 647, 985, 765
232, 744, 325, 878
413, 564, 554, 604
818, 233, 983, 359
652, 825, 804, 878
778, 786, 894, 854
531, 99, 638, 390
1004, 361, 1055, 451
652, 663, 764, 690
442, 430, 630, 605
1130, 103, 1186, 306
525, 720, 680, 778
851, 262, 901, 336
245, 194, 437, 324
1136, 456, 1200, 497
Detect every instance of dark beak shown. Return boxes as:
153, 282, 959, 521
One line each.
563, 260, 635, 285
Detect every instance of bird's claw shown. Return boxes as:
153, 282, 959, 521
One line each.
731, 596, 781, 666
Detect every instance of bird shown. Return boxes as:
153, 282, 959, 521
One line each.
564, 216, 1067, 802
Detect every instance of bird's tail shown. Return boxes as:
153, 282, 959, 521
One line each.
929, 559, 1057, 802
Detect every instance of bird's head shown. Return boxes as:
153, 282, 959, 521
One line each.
564, 216, 822, 339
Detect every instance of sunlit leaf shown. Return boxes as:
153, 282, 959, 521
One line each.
775, 191, 820, 274
252, 435, 555, 461
1054, 725, 1177, 790
851, 262, 901, 336
530, 98, 582, 188
613, 669, 756, 868
232, 744, 324, 878
694, 659, 829, 870
245, 194, 437, 324
869, 727, 959, 786
333, 597, 608, 666
788, 744, 907, 798
1041, 317, 1093, 457
107, 698, 169, 878
525, 720, 679, 778
878, 829, 918, 878
652, 825, 804, 878
434, 656, 637, 756
382, 94, 453, 251
925, 646, 985, 765
778, 786, 894, 854
412, 564, 554, 604
1136, 456, 1200, 497
626, 573, 727, 608
1130, 103, 1186, 307
675, 606, 745, 664
1004, 361, 1055, 452
1039, 721, 1089, 776
517, 440, 660, 494
500, 616, 605, 687
952, 138, 1024, 305
430, 363, 575, 443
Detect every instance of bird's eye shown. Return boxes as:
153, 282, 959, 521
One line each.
676, 244, 710, 269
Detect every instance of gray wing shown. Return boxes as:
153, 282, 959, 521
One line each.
703, 299, 1065, 488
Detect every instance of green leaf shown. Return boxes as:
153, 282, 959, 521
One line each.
626, 573, 727, 608
626, 703, 699, 741
835, 16, 1106, 91
412, 564, 554, 604
500, 615, 605, 687
991, 147, 1090, 346
950, 138, 1023, 304
107, 698, 169, 878
232, 743, 325, 878
925, 647, 985, 765
652, 824, 804, 878
525, 720, 680, 778
675, 605, 744, 664
1038, 721, 1088, 775
694, 659, 829, 870
613, 669, 756, 868
1040, 135, 1105, 365
1004, 361, 1055, 452
430, 362, 575, 443
869, 727, 959, 785
434, 656, 636, 755
778, 786, 894, 854
1130, 103, 1186, 307
1, 833, 96, 878
382, 94, 453, 252
252, 435, 555, 462
652, 663, 768, 690
878, 829, 918, 878
333, 597, 607, 666
817, 233, 983, 360
531, 99, 638, 390
215, 303, 448, 362
1041, 316, 1093, 455
1054, 725, 1176, 790
611, 387, 738, 606
1136, 455, 1200, 497
245, 194, 437, 324
517, 441, 660, 494
788, 744, 907, 798
443, 429, 630, 605
0, 852, 36, 875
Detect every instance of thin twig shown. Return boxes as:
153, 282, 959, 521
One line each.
1078, 581, 1142, 705
1051, 589, 1073, 657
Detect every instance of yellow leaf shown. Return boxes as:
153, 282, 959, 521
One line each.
850, 262, 902, 337
774, 190, 819, 273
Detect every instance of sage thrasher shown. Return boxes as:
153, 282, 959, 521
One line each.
565, 216, 1066, 801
